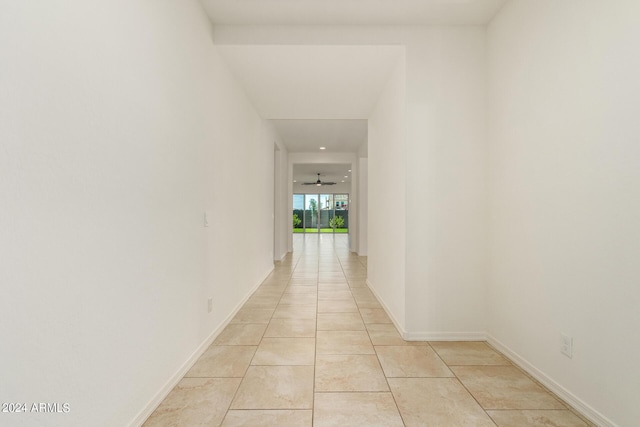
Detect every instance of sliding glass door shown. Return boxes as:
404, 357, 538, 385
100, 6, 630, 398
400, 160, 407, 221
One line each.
293, 194, 304, 233
304, 194, 319, 233
319, 194, 334, 233
293, 194, 348, 234
334, 194, 349, 233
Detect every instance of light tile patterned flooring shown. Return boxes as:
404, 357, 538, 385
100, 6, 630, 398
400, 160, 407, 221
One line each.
144, 234, 593, 427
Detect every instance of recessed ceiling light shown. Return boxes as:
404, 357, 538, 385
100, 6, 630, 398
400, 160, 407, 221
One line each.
344, 176, 348, 178
293, 180, 297, 182
319, 146, 326, 150
348, 170, 351, 172
341, 180, 345, 183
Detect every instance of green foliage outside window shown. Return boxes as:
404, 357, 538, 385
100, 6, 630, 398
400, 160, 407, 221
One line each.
329, 216, 345, 229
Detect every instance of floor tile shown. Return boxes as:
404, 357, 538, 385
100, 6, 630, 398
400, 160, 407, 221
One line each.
288, 279, 318, 286
376, 345, 453, 377
487, 410, 587, 427
366, 323, 408, 345
316, 330, 375, 355
317, 312, 366, 331
243, 296, 280, 309
222, 410, 312, 427
317, 299, 358, 313
317, 290, 353, 300
452, 366, 566, 410
253, 288, 286, 297
317, 283, 349, 290
318, 266, 342, 271
318, 277, 347, 284
388, 377, 496, 426
246, 295, 281, 304
315, 354, 388, 391
185, 345, 256, 378
348, 280, 368, 288
353, 297, 382, 309
261, 280, 290, 287
359, 308, 392, 323
143, 378, 241, 427
214, 324, 267, 345
231, 308, 274, 324
313, 392, 404, 427
289, 283, 319, 288
279, 293, 318, 305
351, 293, 379, 304
272, 305, 317, 320
350, 288, 374, 298
231, 366, 314, 410
284, 286, 317, 295
486, 410, 589, 426
430, 341, 511, 365
264, 318, 316, 337
251, 338, 315, 366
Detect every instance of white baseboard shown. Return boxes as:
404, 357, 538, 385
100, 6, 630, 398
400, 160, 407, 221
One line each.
404, 331, 487, 341
129, 267, 273, 427
487, 334, 617, 427
365, 280, 485, 342
366, 279, 406, 336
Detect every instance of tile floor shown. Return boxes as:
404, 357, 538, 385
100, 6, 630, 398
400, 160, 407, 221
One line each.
144, 234, 594, 427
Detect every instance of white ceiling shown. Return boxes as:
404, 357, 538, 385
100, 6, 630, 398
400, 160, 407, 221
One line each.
209, 0, 505, 158
202, 0, 508, 26
293, 164, 353, 186
217, 45, 399, 154
217, 45, 403, 120
272, 119, 366, 153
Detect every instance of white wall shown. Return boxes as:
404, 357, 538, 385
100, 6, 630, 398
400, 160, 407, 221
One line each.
403, 28, 488, 339
273, 138, 289, 261
0, 1, 276, 426
368, 58, 407, 330
487, 1, 640, 426
358, 158, 368, 256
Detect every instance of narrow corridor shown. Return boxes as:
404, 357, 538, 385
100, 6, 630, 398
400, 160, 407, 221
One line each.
144, 235, 591, 426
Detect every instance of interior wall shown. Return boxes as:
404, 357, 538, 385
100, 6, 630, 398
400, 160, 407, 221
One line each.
403, 27, 488, 338
0, 1, 276, 426
368, 58, 407, 330
272, 136, 289, 261
487, 1, 640, 426
358, 158, 368, 256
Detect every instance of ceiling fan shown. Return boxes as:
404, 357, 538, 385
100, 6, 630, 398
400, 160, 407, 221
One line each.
302, 173, 336, 186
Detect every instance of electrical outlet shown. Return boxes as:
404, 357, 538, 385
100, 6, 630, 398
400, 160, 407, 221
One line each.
204, 212, 209, 228
207, 298, 213, 313
561, 333, 573, 358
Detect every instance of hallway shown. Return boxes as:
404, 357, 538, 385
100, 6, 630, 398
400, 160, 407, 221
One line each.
143, 235, 590, 427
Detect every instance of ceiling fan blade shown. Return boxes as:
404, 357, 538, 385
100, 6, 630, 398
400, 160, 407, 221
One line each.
298, 174, 339, 186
